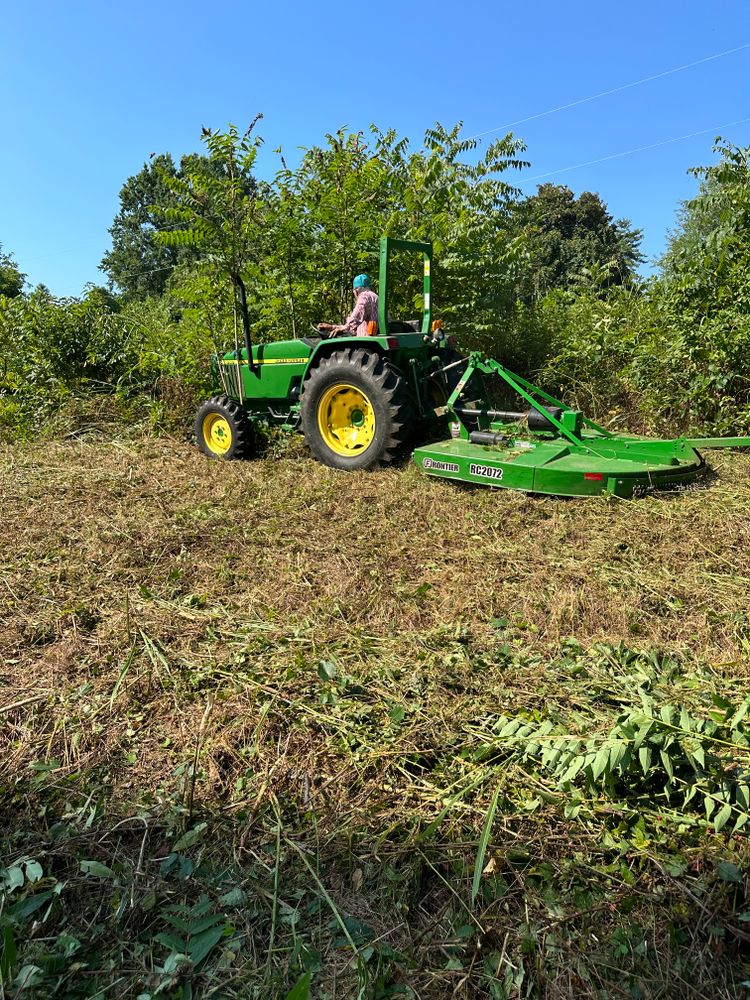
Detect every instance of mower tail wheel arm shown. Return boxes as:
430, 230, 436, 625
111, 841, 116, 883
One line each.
678, 437, 750, 450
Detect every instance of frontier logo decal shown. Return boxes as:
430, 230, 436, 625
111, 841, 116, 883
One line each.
423, 457, 460, 474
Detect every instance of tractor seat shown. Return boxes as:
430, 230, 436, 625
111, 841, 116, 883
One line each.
387, 319, 420, 333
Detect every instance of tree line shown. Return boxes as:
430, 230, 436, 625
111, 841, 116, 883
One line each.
0, 120, 748, 437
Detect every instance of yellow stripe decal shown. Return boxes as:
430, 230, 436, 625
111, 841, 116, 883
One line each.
221, 358, 308, 366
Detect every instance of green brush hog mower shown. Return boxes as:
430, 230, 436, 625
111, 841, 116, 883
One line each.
195, 237, 748, 498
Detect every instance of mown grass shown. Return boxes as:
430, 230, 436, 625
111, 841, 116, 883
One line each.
2, 436, 750, 999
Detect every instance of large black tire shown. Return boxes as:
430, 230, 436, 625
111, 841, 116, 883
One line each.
194, 395, 254, 460
300, 348, 413, 470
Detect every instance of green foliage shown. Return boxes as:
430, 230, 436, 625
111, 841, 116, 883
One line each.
486, 694, 750, 833
256, 122, 529, 355
515, 183, 643, 298
0, 283, 212, 438
153, 119, 267, 356
100, 152, 249, 299
532, 141, 750, 434
0, 243, 25, 298
5, 125, 750, 440
648, 142, 750, 431
534, 285, 648, 423
0, 284, 130, 430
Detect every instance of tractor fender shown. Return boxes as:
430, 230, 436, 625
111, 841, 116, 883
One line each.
304, 338, 387, 380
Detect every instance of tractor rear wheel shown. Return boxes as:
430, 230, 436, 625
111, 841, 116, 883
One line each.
194, 395, 253, 460
300, 349, 413, 470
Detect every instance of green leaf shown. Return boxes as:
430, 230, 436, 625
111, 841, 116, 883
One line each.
1, 867, 24, 892
172, 823, 208, 852
80, 860, 114, 878
496, 718, 520, 739
471, 785, 501, 905
23, 861, 42, 883
154, 932, 185, 953
15, 965, 42, 990
659, 749, 674, 780
729, 699, 750, 729
189, 913, 226, 935
560, 756, 585, 784
714, 803, 733, 833
317, 660, 337, 680
219, 887, 246, 907
283, 972, 312, 1000
679, 705, 692, 732
188, 924, 228, 966
733, 813, 749, 833
633, 723, 653, 752
1, 926, 17, 982
591, 744, 611, 780
389, 705, 406, 725
716, 861, 742, 883
8, 891, 53, 920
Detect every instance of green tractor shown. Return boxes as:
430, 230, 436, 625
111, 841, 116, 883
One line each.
195, 237, 457, 471
196, 236, 749, 498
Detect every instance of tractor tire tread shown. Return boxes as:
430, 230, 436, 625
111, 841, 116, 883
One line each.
300, 348, 414, 470
194, 394, 254, 460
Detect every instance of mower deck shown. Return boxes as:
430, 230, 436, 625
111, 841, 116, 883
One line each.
413, 435, 707, 498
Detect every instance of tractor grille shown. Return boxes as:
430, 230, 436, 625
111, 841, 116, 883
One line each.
219, 362, 243, 399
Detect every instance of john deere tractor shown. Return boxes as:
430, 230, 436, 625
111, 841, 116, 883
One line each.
195, 238, 459, 470
196, 236, 749, 498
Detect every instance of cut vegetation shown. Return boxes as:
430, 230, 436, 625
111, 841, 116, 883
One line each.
2, 436, 750, 998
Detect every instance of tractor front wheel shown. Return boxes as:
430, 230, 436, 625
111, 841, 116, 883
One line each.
300, 349, 413, 470
194, 395, 253, 460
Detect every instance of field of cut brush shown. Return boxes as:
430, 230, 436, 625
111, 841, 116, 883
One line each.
2, 435, 750, 999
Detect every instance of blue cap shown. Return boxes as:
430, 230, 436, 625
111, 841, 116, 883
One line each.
353, 273, 370, 289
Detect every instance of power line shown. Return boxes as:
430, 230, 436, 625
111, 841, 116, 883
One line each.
73, 115, 750, 288
516, 116, 750, 185
466, 41, 750, 141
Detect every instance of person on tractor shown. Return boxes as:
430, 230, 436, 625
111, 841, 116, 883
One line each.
318, 273, 378, 337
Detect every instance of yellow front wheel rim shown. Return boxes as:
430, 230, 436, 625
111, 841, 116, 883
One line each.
317, 384, 376, 456
202, 413, 233, 455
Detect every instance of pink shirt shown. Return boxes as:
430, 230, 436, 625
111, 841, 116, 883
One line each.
342, 288, 379, 336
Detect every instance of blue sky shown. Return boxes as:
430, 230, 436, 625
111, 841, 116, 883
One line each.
2, 1, 749, 296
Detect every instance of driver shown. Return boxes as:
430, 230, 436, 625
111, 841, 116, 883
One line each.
318, 274, 379, 337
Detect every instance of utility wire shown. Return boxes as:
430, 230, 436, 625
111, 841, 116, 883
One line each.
466, 41, 750, 141
91, 114, 750, 287
517, 116, 750, 185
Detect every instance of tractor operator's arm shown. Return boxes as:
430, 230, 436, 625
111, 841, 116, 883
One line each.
318, 290, 378, 336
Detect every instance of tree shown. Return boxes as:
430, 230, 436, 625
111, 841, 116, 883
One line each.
258, 123, 529, 354
153, 119, 267, 361
101, 152, 256, 299
645, 141, 750, 430
0, 244, 25, 298
515, 184, 643, 298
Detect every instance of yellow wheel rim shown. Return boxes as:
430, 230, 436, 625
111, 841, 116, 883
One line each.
202, 413, 233, 455
317, 384, 376, 457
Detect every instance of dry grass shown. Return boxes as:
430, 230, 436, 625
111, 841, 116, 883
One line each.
2, 437, 750, 999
